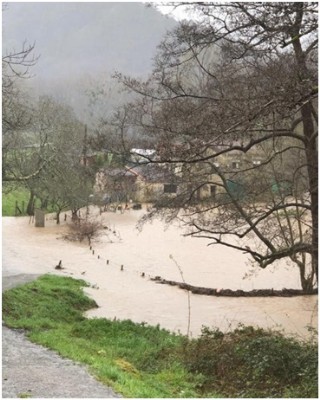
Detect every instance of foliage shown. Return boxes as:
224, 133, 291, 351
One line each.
181, 325, 318, 398
17, 393, 32, 398
2, 275, 317, 398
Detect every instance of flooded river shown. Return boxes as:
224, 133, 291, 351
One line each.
2, 207, 317, 339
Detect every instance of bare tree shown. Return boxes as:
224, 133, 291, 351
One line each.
2, 37, 45, 183
22, 96, 95, 221
65, 218, 105, 246
113, 2, 318, 292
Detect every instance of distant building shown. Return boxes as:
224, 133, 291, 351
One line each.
95, 163, 180, 203
94, 144, 274, 205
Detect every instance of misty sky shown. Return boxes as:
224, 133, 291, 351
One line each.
2, 2, 177, 112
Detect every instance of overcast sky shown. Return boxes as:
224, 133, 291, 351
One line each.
2, 2, 179, 120
3, 3, 176, 93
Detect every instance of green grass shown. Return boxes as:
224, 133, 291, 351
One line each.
2, 184, 58, 216
2, 275, 318, 398
2, 275, 202, 398
2, 186, 32, 216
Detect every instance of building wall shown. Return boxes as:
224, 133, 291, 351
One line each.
134, 178, 164, 202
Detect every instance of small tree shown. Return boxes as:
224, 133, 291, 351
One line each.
66, 218, 104, 246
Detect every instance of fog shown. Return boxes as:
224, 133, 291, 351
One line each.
2, 2, 177, 120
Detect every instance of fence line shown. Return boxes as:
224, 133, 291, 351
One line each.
85, 241, 156, 280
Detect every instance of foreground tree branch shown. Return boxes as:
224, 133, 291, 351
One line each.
103, 2, 318, 292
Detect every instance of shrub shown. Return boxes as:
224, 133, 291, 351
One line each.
181, 325, 318, 398
64, 218, 104, 245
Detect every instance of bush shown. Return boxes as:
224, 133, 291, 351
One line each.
64, 218, 105, 245
181, 325, 318, 398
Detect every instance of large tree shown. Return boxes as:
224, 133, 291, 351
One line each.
21, 96, 95, 220
112, 2, 318, 292
2, 18, 95, 217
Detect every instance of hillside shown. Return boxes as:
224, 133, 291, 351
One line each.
3, 3, 177, 119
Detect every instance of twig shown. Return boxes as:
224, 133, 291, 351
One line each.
169, 255, 191, 337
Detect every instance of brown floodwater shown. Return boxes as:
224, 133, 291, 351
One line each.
2, 207, 317, 339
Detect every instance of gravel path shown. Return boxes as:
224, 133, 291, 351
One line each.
2, 274, 121, 398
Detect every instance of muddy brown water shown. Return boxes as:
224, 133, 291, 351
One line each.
2, 207, 317, 339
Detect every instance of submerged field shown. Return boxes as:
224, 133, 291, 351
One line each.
3, 212, 317, 339
3, 275, 318, 398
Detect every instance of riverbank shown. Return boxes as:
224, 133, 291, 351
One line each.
3, 274, 318, 398
2, 274, 121, 399
2, 210, 318, 338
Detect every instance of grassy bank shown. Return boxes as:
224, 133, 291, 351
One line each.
2, 184, 58, 216
2, 275, 318, 398
2, 186, 31, 216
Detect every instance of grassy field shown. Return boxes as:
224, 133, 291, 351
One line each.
2, 186, 32, 216
2, 184, 57, 216
2, 275, 318, 398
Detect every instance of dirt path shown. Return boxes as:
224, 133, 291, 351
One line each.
2, 274, 121, 399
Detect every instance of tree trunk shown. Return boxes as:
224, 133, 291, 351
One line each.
41, 197, 48, 210
26, 189, 35, 216
292, 32, 318, 287
302, 107, 318, 286
71, 209, 79, 222
300, 274, 315, 294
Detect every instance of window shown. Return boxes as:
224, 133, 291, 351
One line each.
232, 161, 240, 169
163, 184, 177, 194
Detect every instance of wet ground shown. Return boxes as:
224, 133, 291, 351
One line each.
3, 208, 318, 339
3, 208, 317, 397
2, 273, 121, 398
